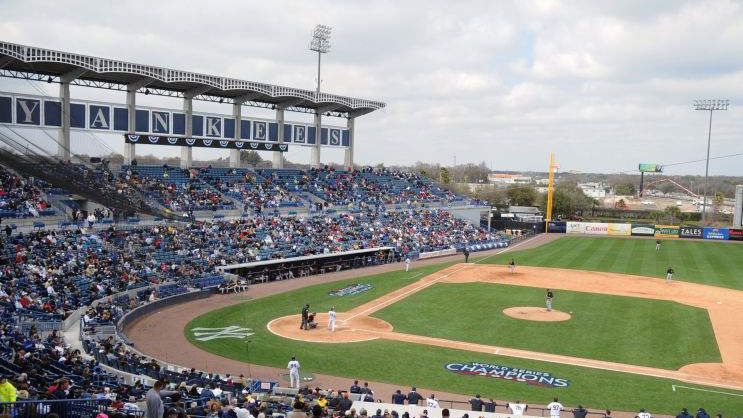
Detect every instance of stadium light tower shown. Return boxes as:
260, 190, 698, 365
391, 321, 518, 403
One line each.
309, 24, 332, 96
693, 99, 730, 223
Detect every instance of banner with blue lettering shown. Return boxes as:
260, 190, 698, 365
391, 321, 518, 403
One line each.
0, 92, 348, 148
702, 227, 729, 240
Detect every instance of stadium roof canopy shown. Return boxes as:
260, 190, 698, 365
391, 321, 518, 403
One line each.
0, 41, 385, 117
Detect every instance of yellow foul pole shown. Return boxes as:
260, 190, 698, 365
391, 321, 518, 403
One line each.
545, 153, 556, 233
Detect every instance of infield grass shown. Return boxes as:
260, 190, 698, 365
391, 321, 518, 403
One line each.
479, 236, 743, 290
186, 262, 743, 415
372, 282, 720, 369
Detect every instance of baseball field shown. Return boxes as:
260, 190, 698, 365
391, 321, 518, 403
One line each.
182, 236, 743, 415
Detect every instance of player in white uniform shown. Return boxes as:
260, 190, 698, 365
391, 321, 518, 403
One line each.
425, 394, 439, 408
547, 398, 563, 418
404, 257, 411, 272
637, 408, 652, 418
327, 307, 336, 332
508, 401, 527, 416
287, 356, 300, 389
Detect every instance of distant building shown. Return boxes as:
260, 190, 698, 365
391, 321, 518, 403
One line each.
507, 205, 543, 223
488, 173, 533, 184
578, 182, 607, 199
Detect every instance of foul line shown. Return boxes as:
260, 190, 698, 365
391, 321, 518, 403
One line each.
343, 236, 539, 322
671, 384, 743, 397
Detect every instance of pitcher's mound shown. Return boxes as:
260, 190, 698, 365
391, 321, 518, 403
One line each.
267, 313, 393, 343
503, 307, 571, 322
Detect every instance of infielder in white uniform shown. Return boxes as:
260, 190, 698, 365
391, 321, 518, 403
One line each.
404, 257, 411, 272
287, 356, 300, 389
328, 307, 336, 332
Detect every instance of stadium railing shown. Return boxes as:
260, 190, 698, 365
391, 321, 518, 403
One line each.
0, 399, 144, 418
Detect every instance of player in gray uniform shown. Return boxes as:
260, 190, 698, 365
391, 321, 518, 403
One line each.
546, 289, 554, 312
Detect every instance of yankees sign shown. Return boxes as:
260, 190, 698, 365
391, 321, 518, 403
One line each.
191, 325, 254, 341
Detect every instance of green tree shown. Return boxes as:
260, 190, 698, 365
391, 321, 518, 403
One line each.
615, 183, 636, 196
240, 150, 262, 166
439, 167, 451, 185
546, 182, 596, 218
663, 205, 682, 223
713, 191, 725, 212
506, 185, 539, 206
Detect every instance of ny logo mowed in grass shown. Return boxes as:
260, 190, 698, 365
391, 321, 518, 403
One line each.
191, 326, 254, 341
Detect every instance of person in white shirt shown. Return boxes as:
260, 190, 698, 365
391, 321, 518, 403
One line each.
404, 257, 411, 272
547, 398, 563, 418
508, 401, 528, 416
328, 307, 337, 332
425, 394, 439, 408
287, 356, 301, 389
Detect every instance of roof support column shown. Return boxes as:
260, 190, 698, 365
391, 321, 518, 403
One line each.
181, 96, 193, 169
344, 116, 355, 168
311, 112, 321, 168
124, 89, 137, 165
57, 81, 71, 160
230, 102, 242, 168
273, 106, 285, 169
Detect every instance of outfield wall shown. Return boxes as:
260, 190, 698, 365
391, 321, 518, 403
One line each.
549, 221, 743, 241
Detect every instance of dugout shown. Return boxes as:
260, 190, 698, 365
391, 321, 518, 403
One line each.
216, 247, 396, 284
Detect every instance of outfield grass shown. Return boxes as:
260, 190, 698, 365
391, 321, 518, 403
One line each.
480, 236, 743, 290
185, 263, 743, 415
372, 283, 720, 369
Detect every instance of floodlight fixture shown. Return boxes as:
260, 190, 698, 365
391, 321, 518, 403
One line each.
309, 24, 333, 96
693, 98, 731, 223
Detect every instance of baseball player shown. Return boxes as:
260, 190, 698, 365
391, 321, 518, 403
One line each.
547, 397, 564, 418
636, 408, 652, 418
546, 289, 554, 312
508, 401, 528, 416
508, 259, 516, 274
404, 256, 411, 272
656, 240, 661, 251
463, 248, 470, 263
287, 356, 301, 389
666, 267, 674, 282
328, 306, 336, 332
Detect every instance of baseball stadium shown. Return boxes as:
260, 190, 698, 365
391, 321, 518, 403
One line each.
1, 4, 743, 418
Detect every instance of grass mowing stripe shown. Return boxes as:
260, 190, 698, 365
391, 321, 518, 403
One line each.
187, 269, 742, 415
484, 237, 743, 290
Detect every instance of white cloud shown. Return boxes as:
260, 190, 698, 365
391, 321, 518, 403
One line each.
0, 0, 742, 174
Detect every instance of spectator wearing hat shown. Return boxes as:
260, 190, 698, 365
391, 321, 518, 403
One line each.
572, 405, 587, 418
407, 387, 423, 405
391, 389, 406, 405
695, 409, 710, 418
483, 398, 497, 413
469, 394, 483, 411
287, 399, 307, 418
676, 408, 692, 418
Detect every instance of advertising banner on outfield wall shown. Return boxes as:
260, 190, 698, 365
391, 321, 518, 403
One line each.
566, 222, 608, 235
654, 225, 680, 238
607, 223, 631, 236
631, 224, 655, 236
679, 226, 703, 239
729, 229, 743, 241
548, 221, 567, 233
702, 227, 729, 240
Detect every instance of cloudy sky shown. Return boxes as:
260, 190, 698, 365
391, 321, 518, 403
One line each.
2, 0, 743, 175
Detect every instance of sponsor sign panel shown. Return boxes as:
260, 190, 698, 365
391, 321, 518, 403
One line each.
654, 225, 680, 238
548, 221, 566, 233
702, 227, 729, 240
631, 224, 655, 236
445, 362, 570, 388
679, 226, 703, 239
328, 283, 372, 297
568, 222, 608, 235
729, 229, 743, 241
607, 223, 631, 236
639, 163, 663, 173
